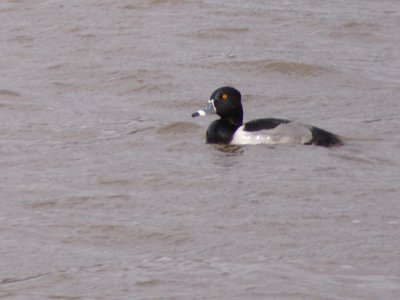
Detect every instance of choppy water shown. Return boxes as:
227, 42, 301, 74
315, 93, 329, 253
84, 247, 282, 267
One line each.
1, 1, 400, 299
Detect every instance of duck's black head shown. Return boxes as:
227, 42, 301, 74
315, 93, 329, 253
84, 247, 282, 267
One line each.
192, 86, 244, 126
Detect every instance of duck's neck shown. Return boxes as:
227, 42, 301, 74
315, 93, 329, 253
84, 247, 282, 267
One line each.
222, 106, 243, 126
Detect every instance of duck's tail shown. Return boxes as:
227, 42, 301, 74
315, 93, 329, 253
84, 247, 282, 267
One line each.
310, 126, 344, 147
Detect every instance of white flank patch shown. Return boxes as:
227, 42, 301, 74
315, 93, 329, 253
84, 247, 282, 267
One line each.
230, 122, 313, 145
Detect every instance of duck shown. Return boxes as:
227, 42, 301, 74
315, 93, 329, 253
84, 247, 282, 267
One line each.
191, 86, 343, 147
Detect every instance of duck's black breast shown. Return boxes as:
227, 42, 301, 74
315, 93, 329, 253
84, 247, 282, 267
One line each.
243, 118, 290, 131
206, 119, 240, 144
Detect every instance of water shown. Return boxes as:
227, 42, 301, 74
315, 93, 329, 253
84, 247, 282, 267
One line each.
1, 1, 400, 299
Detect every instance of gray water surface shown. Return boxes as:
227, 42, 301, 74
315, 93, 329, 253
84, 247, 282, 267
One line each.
1, 1, 400, 299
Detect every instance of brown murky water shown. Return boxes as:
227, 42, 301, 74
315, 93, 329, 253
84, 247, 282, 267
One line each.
1, 1, 400, 299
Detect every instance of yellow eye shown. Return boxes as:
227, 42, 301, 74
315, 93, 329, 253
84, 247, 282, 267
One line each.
222, 93, 228, 100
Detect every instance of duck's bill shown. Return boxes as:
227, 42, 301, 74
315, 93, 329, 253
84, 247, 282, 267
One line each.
191, 101, 215, 118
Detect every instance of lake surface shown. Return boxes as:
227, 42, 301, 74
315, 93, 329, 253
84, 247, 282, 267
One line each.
1, 1, 400, 299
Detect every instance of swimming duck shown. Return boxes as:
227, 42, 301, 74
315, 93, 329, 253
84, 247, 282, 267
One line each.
192, 86, 342, 147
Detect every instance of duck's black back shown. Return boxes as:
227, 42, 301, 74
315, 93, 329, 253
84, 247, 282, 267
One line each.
243, 118, 290, 131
